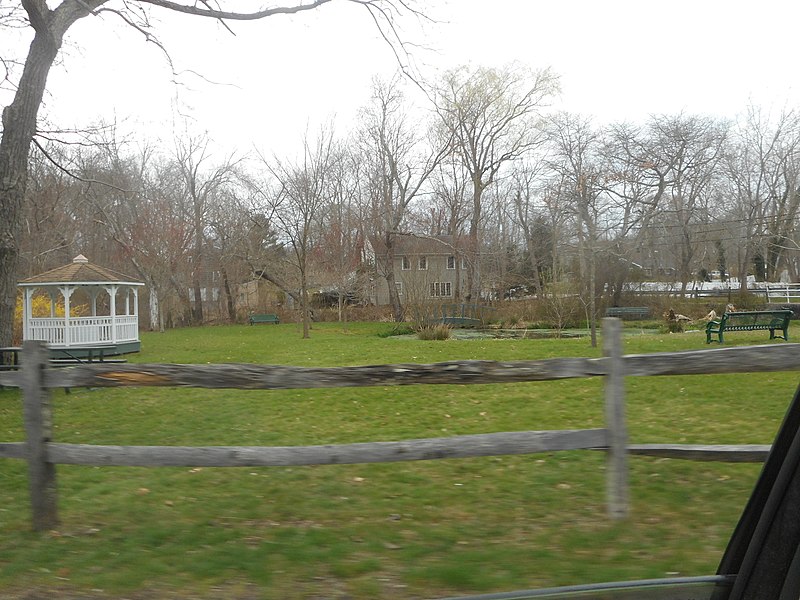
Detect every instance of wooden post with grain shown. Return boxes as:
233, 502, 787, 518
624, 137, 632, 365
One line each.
21, 340, 59, 530
603, 318, 629, 519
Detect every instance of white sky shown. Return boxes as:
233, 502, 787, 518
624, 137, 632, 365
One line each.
6, 0, 800, 156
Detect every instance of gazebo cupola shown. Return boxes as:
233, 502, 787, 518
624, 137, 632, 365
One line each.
18, 255, 144, 353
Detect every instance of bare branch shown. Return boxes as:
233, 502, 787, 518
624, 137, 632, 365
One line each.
95, 5, 176, 73
135, 0, 333, 21
31, 137, 138, 193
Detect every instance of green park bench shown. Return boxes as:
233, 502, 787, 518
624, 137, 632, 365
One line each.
605, 306, 651, 320
248, 313, 280, 325
706, 309, 792, 344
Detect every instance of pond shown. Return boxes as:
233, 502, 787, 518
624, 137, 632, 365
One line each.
394, 327, 665, 341
396, 328, 662, 340
450, 328, 590, 340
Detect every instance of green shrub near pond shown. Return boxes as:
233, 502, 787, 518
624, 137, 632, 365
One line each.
416, 323, 452, 340
0, 322, 795, 599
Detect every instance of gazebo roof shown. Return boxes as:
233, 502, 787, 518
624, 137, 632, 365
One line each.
18, 255, 143, 287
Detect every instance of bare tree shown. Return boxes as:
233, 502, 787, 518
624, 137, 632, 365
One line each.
173, 133, 241, 324
264, 127, 336, 338
18, 145, 83, 276
206, 184, 260, 323
751, 110, 800, 282
314, 141, 364, 326
615, 115, 727, 294
81, 134, 194, 330
0, 0, 423, 346
422, 158, 471, 300
508, 157, 549, 295
360, 76, 446, 322
546, 113, 606, 346
432, 63, 559, 301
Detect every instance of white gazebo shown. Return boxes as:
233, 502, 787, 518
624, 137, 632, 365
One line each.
18, 255, 144, 354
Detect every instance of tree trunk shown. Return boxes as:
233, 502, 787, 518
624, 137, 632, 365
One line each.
0, 29, 62, 347
221, 266, 236, 323
738, 245, 752, 293
381, 233, 404, 322
589, 247, 597, 348
526, 233, 543, 295
147, 280, 160, 331
191, 215, 204, 324
300, 268, 310, 339
466, 177, 483, 302
0, 0, 102, 347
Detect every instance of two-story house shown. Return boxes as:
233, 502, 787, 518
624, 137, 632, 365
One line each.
367, 234, 468, 306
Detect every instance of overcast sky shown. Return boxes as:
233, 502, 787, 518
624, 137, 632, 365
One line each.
5, 0, 800, 156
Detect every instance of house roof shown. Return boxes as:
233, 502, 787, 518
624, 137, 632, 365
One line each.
370, 234, 462, 256
18, 255, 143, 286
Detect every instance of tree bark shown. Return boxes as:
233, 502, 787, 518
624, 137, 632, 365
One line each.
384, 235, 404, 322
0, 26, 61, 347
0, 0, 101, 347
221, 266, 236, 323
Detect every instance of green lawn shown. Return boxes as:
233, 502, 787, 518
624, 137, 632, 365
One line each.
0, 322, 796, 599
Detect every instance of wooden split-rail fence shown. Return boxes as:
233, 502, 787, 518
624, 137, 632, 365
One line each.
1, 319, 798, 531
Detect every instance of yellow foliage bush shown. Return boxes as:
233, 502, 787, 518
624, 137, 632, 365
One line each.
12, 292, 89, 345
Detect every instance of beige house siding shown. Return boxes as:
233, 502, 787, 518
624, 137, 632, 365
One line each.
236, 279, 286, 314
369, 235, 467, 307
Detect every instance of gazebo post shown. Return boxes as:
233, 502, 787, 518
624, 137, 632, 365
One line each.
23, 288, 34, 341
109, 284, 117, 344
47, 290, 57, 317
89, 288, 99, 317
61, 286, 73, 347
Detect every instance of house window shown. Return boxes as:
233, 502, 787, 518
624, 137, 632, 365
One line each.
401, 256, 411, 270
418, 256, 428, 270
461, 257, 469, 269
429, 282, 452, 297
395, 281, 403, 295
447, 255, 456, 270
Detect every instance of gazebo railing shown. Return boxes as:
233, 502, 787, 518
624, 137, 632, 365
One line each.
114, 316, 138, 342
28, 318, 65, 345
28, 315, 138, 346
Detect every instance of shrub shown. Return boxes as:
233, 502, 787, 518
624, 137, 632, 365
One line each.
416, 324, 451, 340
376, 324, 415, 338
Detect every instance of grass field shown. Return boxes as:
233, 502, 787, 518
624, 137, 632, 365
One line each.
0, 321, 797, 599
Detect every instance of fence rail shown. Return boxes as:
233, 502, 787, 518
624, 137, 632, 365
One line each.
3, 345, 798, 391
622, 283, 800, 301
766, 284, 800, 303
2, 319, 800, 531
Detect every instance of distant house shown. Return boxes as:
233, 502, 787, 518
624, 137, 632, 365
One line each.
236, 279, 287, 314
367, 235, 468, 306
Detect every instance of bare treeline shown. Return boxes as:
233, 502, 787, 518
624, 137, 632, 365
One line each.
16, 67, 800, 330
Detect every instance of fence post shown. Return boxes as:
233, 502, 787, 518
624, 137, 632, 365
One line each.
21, 340, 59, 531
603, 318, 629, 520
